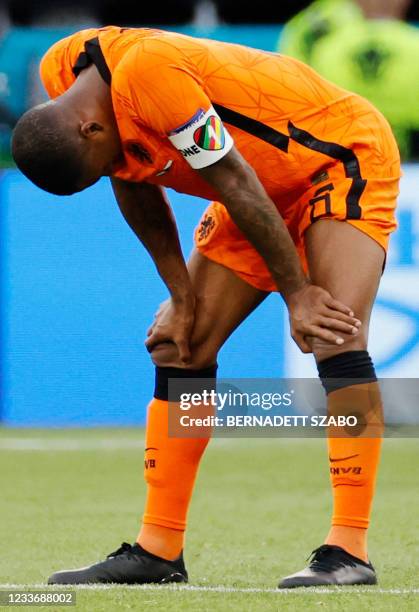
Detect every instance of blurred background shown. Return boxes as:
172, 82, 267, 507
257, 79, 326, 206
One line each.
1, 0, 419, 426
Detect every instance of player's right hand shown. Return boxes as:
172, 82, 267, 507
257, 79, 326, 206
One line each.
286, 283, 362, 353
145, 296, 196, 364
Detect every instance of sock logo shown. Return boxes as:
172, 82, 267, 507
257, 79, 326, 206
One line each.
329, 454, 360, 463
145, 447, 158, 469
194, 116, 225, 150
330, 466, 362, 475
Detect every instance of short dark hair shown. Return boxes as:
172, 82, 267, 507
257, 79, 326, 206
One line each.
11, 103, 85, 195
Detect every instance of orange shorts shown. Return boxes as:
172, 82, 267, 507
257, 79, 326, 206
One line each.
195, 117, 401, 292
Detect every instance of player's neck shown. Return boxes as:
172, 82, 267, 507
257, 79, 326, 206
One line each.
59, 65, 114, 122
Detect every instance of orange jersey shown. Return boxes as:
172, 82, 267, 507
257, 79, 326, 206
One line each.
40, 26, 400, 207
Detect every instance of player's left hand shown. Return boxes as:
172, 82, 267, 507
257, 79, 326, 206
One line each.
145, 296, 196, 364
286, 283, 361, 353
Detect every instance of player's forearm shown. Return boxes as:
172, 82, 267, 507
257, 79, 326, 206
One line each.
198, 152, 307, 301
223, 184, 308, 299
111, 178, 193, 302
139, 217, 193, 303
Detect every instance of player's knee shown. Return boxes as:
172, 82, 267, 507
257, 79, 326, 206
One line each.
150, 342, 180, 367
189, 338, 219, 370
311, 333, 368, 365
150, 338, 217, 370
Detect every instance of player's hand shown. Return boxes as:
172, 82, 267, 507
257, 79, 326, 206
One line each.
145, 296, 196, 364
286, 283, 361, 353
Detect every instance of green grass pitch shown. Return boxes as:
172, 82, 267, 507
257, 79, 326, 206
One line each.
0, 428, 418, 611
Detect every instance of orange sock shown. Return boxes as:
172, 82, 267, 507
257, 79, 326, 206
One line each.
325, 382, 383, 562
137, 398, 210, 560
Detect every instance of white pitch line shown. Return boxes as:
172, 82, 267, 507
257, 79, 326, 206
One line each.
0, 436, 242, 452
0, 438, 145, 451
0, 584, 418, 595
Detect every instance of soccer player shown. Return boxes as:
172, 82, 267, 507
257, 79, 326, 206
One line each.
11, 27, 400, 587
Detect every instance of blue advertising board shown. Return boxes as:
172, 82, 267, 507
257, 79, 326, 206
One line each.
0, 171, 285, 425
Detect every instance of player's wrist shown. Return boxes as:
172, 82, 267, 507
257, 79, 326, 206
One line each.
282, 278, 311, 305
170, 288, 195, 307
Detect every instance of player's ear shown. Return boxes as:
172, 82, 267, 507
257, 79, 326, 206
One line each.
79, 121, 104, 139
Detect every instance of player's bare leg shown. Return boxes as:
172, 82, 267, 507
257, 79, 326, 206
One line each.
280, 220, 384, 588
49, 251, 267, 584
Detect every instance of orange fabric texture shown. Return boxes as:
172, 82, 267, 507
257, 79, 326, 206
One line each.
324, 382, 383, 560
196, 141, 400, 292
328, 435, 382, 530
141, 398, 209, 533
40, 27, 400, 217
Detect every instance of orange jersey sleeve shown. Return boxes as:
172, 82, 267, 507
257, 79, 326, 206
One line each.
112, 38, 234, 168
39, 29, 100, 98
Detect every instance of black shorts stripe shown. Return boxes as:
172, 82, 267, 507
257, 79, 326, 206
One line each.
288, 121, 365, 219
345, 177, 367, 220
287, 121, 361, 178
